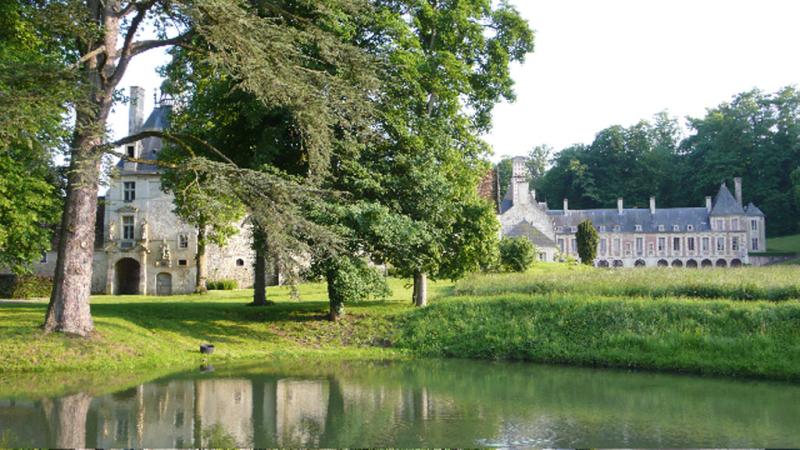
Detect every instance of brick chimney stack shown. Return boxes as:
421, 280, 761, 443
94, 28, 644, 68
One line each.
129, 86, 145, 135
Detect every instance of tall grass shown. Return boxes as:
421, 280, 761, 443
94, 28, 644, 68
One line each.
397, 294, 800, 380
454, 266, 800, 301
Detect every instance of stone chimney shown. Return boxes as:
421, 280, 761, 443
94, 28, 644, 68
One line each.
129, 86, 145, 135
617, 198, 624, 215
734, 177, 743, 206
706, 196, 713, 212
650, 196, 656, 215
563, 198, 569, 215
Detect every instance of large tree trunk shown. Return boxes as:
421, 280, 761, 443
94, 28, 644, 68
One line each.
42, 392, 92, 448
251, 225, 268, 306
413, 271, 427, 307
326, 268, 343, 322
44, 0, 119, 336
44, 119, 104, 336
195, 225, 208, 293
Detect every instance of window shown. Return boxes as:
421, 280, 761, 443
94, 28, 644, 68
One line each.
178, 259, 188, 266
558, 238, 565, 253
570, 226, 577, 233
613, 225, 621, 232
752, 237, 759, 251
687, 225, 694, 231
672, 224, 680, 232
624, 242, 632, 256
688, 237, 695, 252
613, 238, 621, 256
126, 145, 135, 158
636, 237, 644, 256
751, 219, 758, 231
556, 227, 563, 233
717, 237, 725, 252
123, 181, 136, 202
648, 242, 655, 256
732, 236, 739, 252
599, 226, 607, 232
635, 225, 642, 232
179, 234, 189, 249
673, 237, 681, 252
702, 237, 710, 252
236, 258, 245, 267
571, 238, 577, 254
658, 225, 665, 232
658, 237, 666, 252
714, 219, 725, 231
599, 238, 607, 255
732, 218, 739, 231
122, 216, 135, 240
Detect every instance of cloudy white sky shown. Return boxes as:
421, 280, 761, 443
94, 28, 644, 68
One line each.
110, 0, 800, 160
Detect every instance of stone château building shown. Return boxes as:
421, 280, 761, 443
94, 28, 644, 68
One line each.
29, 87, 270, 295
495, 156, 766, 267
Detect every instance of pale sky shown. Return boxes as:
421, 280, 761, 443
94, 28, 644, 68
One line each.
110, 0, 800, 161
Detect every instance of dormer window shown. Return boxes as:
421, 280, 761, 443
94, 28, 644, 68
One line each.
658, 225, 665, 232
126, 145, 135, 158
613, 225, 621, 232
599, 226, 607, 232
687, 224, 694, 231
556, 227, 563, 233
570, 226, 578, 233
635, 225, 642, 232
672, 225, 680, 232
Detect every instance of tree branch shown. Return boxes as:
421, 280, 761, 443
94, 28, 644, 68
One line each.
99, 130, 237, 167
129, 29, 195, 57
72, 45, 106, 69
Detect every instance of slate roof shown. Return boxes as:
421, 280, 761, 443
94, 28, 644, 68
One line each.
116, 105, 171, 174
710, 183, 746, 216
745, 202, 765, 217
506, 220, 556, 247
547, 207, 712, 233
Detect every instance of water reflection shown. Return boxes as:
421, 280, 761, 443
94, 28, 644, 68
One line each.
1, 359, 799, 447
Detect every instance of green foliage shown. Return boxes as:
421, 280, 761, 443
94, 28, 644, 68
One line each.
496, 158, 513, 198
322, 256, 391, 318
453, 265, 800, 301
207, 279, 238, 290
498, 237, 535, 272
396, 294, 800, 380
576, 220, 599, 265
0, 274, 52, 299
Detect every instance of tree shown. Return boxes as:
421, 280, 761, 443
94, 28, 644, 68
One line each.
576, 219, 598, 265
7, 0, 376, 336
499, 237, 535, 272
496, 157, 513, 198
526, 145, 551, 187
342, 0, 534, 307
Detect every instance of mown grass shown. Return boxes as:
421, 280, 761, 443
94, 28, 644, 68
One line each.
453, 265, 800, 301
0, 278, 452, 374
767, 234, 800, 253
396, 294, 800, 380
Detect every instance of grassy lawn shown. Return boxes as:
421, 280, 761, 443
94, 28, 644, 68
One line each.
0, 278, 452, 375
767, 234, 800, 253
2, 263, 800, 384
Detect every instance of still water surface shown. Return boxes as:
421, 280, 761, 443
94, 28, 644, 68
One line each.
0, 359, 798, 447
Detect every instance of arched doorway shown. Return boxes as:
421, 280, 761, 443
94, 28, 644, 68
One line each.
597, 260, 610, 268
671, 259, 684, 268
634, 259, 646, 267
716, 259, 728, 268
613, 260, 624, 268
657, 259, 669, 267
156, 272, 172, 296
115, 258, 140, 295
701, 259, 713, 268
686, 260, 698, 269
730, 259, 743, 267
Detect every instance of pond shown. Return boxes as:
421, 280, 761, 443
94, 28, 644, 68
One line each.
0, 359, 798, 447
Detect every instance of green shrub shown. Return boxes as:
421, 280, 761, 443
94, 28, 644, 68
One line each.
576, 219, 599, 265
207, 279, 238, 290
0, 275, 52, 299
397, 294, 800, 380
499, 237, 536, 272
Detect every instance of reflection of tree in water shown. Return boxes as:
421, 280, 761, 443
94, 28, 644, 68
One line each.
202, 423, 239, 448
41, 392, 92, 448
